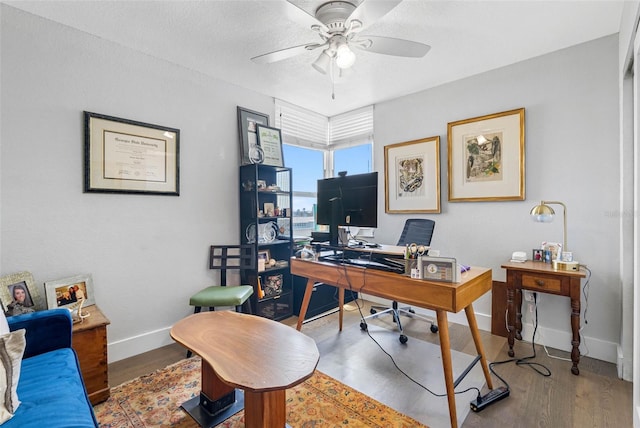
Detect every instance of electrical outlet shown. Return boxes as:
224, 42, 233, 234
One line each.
524, 291, 534, 302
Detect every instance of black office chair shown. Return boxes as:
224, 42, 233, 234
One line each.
365, 219, 438, 344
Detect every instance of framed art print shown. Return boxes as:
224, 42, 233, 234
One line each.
447, 108, 525, 202
385, 136, 440, 213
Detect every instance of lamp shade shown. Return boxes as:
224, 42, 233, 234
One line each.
530, 203, 555, 223
312, 50, 332, 74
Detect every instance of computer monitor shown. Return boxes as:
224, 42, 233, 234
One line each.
316, 171, 378, 246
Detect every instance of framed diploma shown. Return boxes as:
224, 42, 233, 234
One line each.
237, 106, 269, 165
256, 124, 284, 167
84, 112, 180, 195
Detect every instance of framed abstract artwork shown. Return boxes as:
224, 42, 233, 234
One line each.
447, 108, 525, 202
384, 136, 440, 213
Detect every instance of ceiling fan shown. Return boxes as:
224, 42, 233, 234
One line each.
251, 0, 430, 75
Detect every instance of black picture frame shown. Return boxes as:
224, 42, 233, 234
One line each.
237, 106, 269, 165
84, 112, 180, 195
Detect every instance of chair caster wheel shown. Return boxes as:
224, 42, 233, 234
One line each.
360, 322, 368, 331
430, 324, 439, 333
370, 308, 377, 314
399, 334, 408, 344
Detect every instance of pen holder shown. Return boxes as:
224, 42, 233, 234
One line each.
404, 259, 417, 275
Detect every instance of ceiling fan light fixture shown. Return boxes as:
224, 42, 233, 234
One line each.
335, 44, 356, 69
312, 49, 332, 74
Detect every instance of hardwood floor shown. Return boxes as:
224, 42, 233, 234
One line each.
107, 300, 632, 427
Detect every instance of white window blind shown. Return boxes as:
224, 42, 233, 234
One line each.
275, 100, 374, 148
329, 105, 374, 148
275, 100, 328, 149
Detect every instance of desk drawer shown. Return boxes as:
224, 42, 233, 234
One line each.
522, 274, 562, 293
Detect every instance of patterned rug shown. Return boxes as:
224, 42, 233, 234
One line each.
94, 356, 427, 427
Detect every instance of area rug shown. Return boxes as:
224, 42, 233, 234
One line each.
94, 356, 427, 427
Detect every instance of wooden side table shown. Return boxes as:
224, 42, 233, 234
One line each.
501, 261, 586, 375
171, 311, 319, 428
72, 305, 110, 404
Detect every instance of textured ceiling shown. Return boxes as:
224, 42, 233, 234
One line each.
5, 0, 624, 116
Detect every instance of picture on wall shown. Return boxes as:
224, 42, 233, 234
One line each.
447, 108, 525, 202
84, 112, 180, 196
384, 136, 441, 213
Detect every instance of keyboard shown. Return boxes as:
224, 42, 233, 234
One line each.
321, 255, 405, 274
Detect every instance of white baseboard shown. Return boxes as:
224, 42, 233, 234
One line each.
108, 326, 175, 363
108, 297, 618, 365
363, 295, 618, 364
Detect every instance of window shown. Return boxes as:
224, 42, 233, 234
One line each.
276, 100, 373, 237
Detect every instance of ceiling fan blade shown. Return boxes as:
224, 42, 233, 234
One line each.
278, 0, 328, 33
346, 0, 403, 32
354, 35, 431, 58
251, 43, 325, 65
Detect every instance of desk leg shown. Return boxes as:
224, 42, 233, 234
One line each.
436, 310, 458, 428
244, 389, 286, 428
296, 279, 315, 331
338, 287, 344, 332
464, 304, 493, 390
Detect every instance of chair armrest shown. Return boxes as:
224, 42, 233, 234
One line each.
7, 308, 73, 358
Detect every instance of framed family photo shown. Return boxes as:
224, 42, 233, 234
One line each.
84, 112, 180, 196
447, 108, 525, 202
384, 136, 441, 213
44, 274, 96, 311
0, 271, 43, 314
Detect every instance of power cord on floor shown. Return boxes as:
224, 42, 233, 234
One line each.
322, 249, 482, 400
493, 292, 552, 391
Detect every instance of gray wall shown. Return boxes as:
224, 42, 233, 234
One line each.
374, 35, 620, 363
0, 6, 274, 360
1, 5, 621, 363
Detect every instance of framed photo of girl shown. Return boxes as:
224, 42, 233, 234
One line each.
0, 271, 43, 316
44, 274, 96, 310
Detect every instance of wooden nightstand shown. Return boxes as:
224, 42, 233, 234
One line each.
72, 305, 110, 404
502, 261, 586, 375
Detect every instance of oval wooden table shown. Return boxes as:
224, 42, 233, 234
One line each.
171, 311, 319, 428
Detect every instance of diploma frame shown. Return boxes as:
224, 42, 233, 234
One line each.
237, 106, 270, 166
84, 111, 180, 195
256, 124, 285, 167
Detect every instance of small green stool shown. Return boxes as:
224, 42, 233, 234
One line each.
186, 245, 255, 358
189, 285, 253, 314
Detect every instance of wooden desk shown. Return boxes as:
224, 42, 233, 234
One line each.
291, 257, 494, 428
171, 311, 319, 428
72, 305, 110, 404
502, 260, 586, 375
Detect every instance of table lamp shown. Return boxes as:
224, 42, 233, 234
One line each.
530, 200, 579, 271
